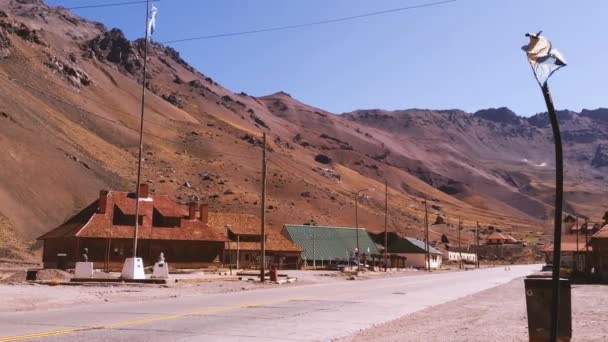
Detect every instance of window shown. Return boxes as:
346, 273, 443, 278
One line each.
112, 205, 143, 226
152, 208, 180, 228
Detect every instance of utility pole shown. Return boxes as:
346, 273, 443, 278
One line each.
424, 199, 430, 272
476, 221, 480, 269
458, 218, 463, 270
312, 229, 316, 270
354, 189, 368, 273
236, 233, 240, 270
355, 193, 359, 272
260, 133, 267, 283
227, 225, 232, 275
584, 220, 590, 276
575, 215, 579, 273
384, 180, 388, 272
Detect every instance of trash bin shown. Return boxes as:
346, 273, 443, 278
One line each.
524, 277, 572, 342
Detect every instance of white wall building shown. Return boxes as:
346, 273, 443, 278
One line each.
388, 237, 443, 270
448, 251, 478, 264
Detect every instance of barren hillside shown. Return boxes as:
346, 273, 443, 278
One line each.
0, 0, 606, 260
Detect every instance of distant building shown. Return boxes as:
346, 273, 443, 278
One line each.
542, 234, 591, 272
447, 246, 478, 264
282, 225, 379, 267
485, 232, 519, 245
38, 185, 226, 270
209, 213, 302, 270
589, 225, 608, 281
386, 237, 443, 269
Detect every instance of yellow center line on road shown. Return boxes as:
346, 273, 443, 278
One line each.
0, 296, 312, 342
0, 274, 453, 341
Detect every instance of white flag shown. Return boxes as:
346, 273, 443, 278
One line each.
147, 5, 158, 40
522, 32, 566, 85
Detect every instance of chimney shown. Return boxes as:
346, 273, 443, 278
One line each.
199, 203, 209, 223
139, 183, 149, 199
98, 190, 109, 214
189, 203, 197, 220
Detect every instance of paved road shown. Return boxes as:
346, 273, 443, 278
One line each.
0, 265, 539, 341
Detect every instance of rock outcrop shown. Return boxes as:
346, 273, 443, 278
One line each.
474, 107, 521, 125
45, 56, 92, 87
591, 145, 608, 168
86, 28, 142, 75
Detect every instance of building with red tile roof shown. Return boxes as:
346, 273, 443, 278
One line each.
38, 185, 228, 270
542, 234, 592, 272
209, 213, 302, 269
38, 185, 303, 271
590, 224, 608, 281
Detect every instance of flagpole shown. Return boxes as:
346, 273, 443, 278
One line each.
543, 81, 564, 342
132, 0, 151, 258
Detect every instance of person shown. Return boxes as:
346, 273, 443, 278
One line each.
82, 248, 89, 262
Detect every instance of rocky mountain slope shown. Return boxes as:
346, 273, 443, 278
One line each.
0, 0, 606, 260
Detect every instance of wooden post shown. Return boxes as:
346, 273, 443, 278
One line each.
384, 180, 388, 272
355, 193, 359, 272
236, 234, 240, 270
575, 215, 579, 273
585, 221, 590, 276
458, 219, 463, 269
476, 221, 480, 269
424, 199, 430, 272
312, 229, 316, 270
260, 133, 267, 282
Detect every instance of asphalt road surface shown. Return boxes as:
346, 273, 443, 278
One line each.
0, 265, 539, 341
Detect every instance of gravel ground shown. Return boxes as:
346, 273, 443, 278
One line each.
344, 278, 608, 342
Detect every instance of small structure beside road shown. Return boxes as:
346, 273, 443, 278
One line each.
386, 236, 443, 269
447, 247, 478, 264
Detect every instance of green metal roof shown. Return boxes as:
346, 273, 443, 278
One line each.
388, 237, 443, 255
283, 224, 379, 261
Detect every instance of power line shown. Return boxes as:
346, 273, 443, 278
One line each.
0, 70, 259, 160
162, 0, 457, 44
0, 1, 455, 62
61, 0, 160, 10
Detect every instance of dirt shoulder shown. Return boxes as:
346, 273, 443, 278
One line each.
344, 278, 608, 342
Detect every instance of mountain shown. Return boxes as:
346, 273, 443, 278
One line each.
0, 0, 606, 260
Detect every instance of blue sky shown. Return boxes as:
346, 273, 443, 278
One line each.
47, 0, 607, 116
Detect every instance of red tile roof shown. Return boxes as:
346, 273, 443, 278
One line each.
37, 202, 98, 240
208, 213, 302, 252
38, 190, 225, 242
486, 232, 507, 241
592, 225, 608, 238
207, 213, 261, 235
542, 234, 592, 252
